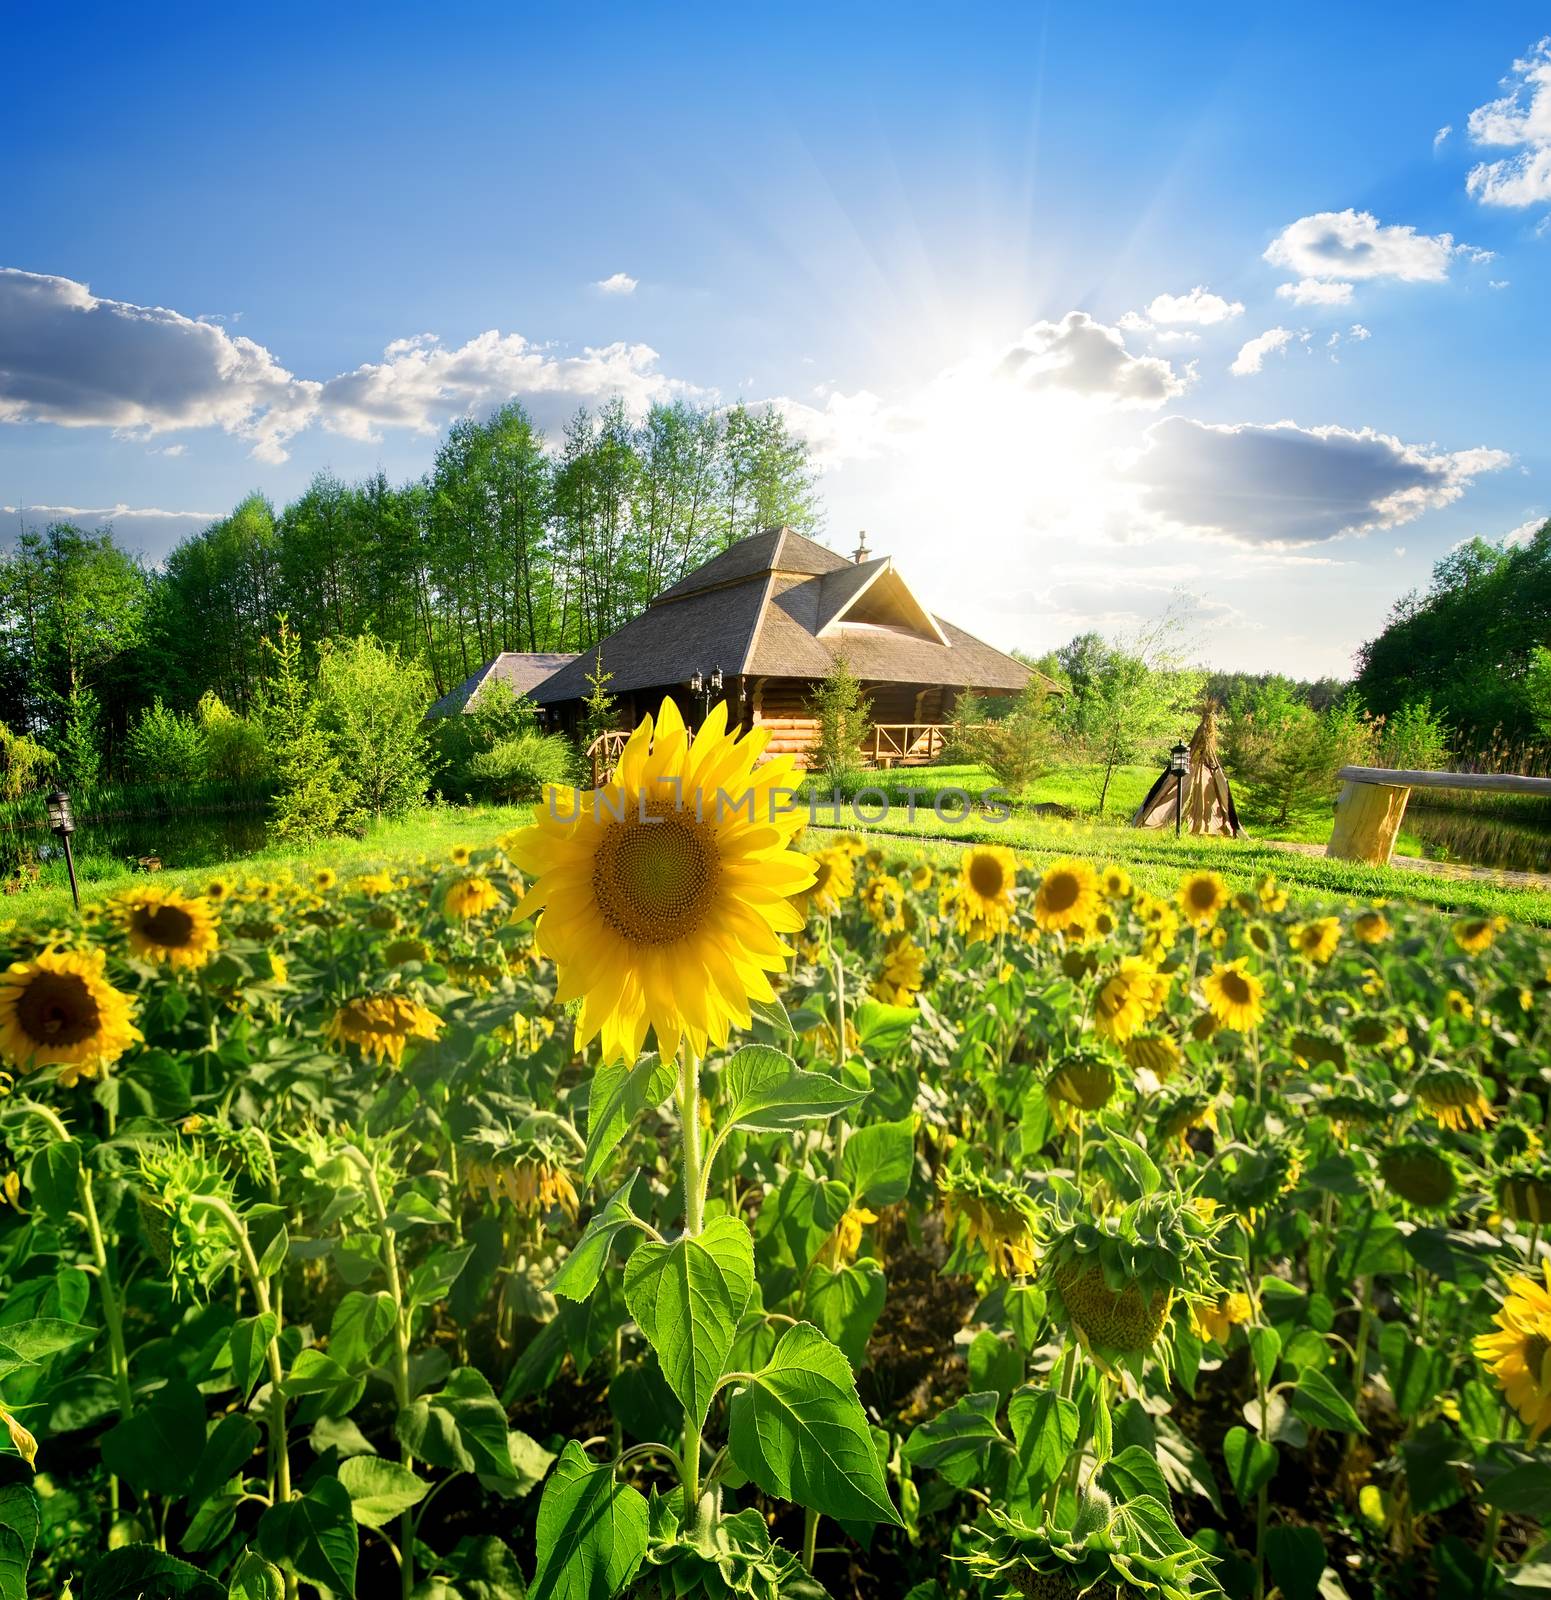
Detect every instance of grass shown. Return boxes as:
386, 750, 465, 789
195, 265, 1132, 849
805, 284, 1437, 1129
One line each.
6, 803, 531, 928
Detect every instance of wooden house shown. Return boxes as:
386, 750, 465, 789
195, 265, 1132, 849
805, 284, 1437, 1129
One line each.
520, 527, 1052, 766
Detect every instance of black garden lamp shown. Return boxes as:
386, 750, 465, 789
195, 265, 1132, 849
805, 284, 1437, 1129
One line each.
1169, 741, 1190, 838
47, 789, 81, 911
688, 666, 724, 726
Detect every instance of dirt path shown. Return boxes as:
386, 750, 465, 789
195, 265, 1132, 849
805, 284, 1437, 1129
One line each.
1268, 837, 1551, 892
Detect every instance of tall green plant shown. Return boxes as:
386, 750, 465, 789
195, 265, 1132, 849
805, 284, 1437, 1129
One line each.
315, 635, 434, 819
806, 656, 872, 789
259, 617, 358, 843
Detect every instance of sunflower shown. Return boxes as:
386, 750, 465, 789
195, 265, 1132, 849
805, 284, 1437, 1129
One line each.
1190, 1291, 1252, 1347
872, 933, 926, 1006
449, 843, 473, 866
1257, 873, 1288, 913
909, 862, 934, 892
443, 875, 503, 921
1093, 957, 1170, 1043
1454, 915, 1507, 955
940, 1169, 1039, 1278
1032, 858, 1099, 935
0, 948, 141, 1087
384, 936, 434, 967
1378, 1142, 1458, 1210
1046, 1050, 1118, 1122
327, 993, 443, 1067
861, 874, 907, 933
314, 868, 337, 891
113, 886, 220, 970
1290, 917, 1341, 964
797, 848, 855, 918
1123, 1031, 1182, 1082
1414, 1065, 1494, 1132
957, 846, 1019, 938
1497, 1170, 1551, 1227
506, 698, 812, 1065
817, 1204, 879, 1270
1100, 864, 1132, 900
1177, 871, 1229, 928
1202, 960, 1266, 1032
1157, 1088, 1219, 1150
201, 878, 231, 902
465, 1155, 578, 1219
1474, 1262, 1551, 1441
354, 869, 395, 895
1445, 988, 1474, 1021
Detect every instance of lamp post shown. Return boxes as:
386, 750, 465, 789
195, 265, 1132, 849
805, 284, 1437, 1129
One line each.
46, 790, 81, 912
688, 666, 724, 727
1169, 741, 1190, 838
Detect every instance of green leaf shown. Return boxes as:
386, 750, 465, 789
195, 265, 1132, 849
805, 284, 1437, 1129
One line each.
81, 1545, 224, 1599
1265, 1524, 1326, 1600
720, 1045, 867, 1132
328, 1292, 397, 1372
1007, 1385, 1080, 1500
407, 1246, 475, 1310
0, 1484, 39, 1600
1099, 1443, 1172, 1506
257, 1476, 358, 1598
338, 1456, 429, 1529
1402, 1422, 1467, 1515
24, 1143, 80, 1226
1484, 1460, 1551, 1520
255, 1225, 289, 1280
623, 1216, 753, 1431
902, 1392, 1009, 1489
806, 1259, 887, 1368
851, 998, 916, 1052
1290, 1368, 1364, 1434
552, 1175, 640, 1301
1154, 1416, 1224, 1515
728, 1322, 901, 1525
0, 1317, 94, 1372
839, 1118, 915, 1208
967, 1331, 1023, 1406
189, 1414, 261, 1512
228, 1313, 277, 1402
397, 1367, 518, 1483
1248, 1324, 1282, 1389
226, 1551, 285, 1600
1380, 1322, 1443, 1421
1223, 1426, 1277, 1502
529, 1440, 649, 1600
584, 1054, 674, 1186
100, 1380, 206, 1497
282, 1348, 354, 1397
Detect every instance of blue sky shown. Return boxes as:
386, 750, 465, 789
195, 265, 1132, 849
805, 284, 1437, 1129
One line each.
4, 2, 1549, 677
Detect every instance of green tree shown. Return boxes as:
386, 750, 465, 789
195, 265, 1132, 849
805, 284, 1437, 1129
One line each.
581, 655, 619, 752
57, 683, 103, 790
197, 692, 270, 785
1522, 647, 1551, 740
806, 656, 872, 789
126, 698, 209, 785
258, 618, 358, 843
315, 635, 434, 820
959, 680, 1055, 795
717, 405, 822, 549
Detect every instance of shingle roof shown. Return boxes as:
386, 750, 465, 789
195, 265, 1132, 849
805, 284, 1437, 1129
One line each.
517, 526, 1045, 704
428, 651, 579, 717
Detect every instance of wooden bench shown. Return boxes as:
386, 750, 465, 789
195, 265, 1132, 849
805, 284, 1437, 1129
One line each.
1326, 765, 1551, 865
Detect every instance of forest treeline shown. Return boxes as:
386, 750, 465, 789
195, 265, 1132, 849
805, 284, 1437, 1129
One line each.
0, 397, 820, 776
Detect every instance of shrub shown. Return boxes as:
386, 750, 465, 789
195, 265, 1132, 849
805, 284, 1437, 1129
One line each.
1377, 697, 1452, 772
806, 656, 872, 789
197, 692, 270, 784
316, 635, 434, 819
465, 733, 574, 800
956, 681, 1055, 794
258, 618, 359, 844
431, 680, 538, 793
126, 698, 208, 786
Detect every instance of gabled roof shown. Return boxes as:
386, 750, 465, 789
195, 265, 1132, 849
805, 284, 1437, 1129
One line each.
428, 651, 579, 717
529, 526, 1037, 704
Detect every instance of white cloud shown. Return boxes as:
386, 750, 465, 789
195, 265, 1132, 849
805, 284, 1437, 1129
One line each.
1489, 278, 1511, 289
996, 312, 1188, 409
2, 501, 221, 555
1152, 330, 1201, 346
1117, 310, 1151, 333
1127, 417, 1510, 546
1276, 278, 1354, 307
1504, 514, 1547, 548
1434, 124, 1453, 148
0, 268, 697, 463
1348, 324, 1371, 341
1144, 286, 1244, 325
1466, 38, 1551, 206
1230, 327, 1296, 376
593, 272, 638, 295
1263, 209, 1469, 282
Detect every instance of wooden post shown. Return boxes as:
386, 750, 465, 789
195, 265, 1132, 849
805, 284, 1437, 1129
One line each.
1326, 779, 1412, 865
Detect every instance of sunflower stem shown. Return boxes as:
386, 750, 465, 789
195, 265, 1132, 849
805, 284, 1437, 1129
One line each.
678, 1047, 705, 1532
802, 1505, 820, 1573
1479, 1505, 1502, 1594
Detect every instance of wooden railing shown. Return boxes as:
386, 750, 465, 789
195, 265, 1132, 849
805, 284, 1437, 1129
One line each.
1327, 765, 1551, 865
865, 723, 969, 768
586, 729, 629, 787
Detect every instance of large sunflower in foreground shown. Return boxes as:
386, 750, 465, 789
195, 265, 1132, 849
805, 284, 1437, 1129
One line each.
508, 698, 813, 1064
113, 885, 220, 970
1474, 1262, 1551, 1441
0, 948, 141, 1086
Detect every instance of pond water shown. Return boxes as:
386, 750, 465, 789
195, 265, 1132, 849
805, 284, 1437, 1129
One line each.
28, 808, 270, 872
1404, 804, 1551, 876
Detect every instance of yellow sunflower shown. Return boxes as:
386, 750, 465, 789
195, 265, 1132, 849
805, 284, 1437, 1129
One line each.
1454, 915, 1507, 955
872, 933, 926, 1006
465, 1155, 579, 1220
0, 948, 141, 1087
958, 846, 1019, 938
449, 843, 473, 867
1414, 1065, 1494, 1132
1290, 917, 1341, 964
354, 869, 395, 895
443, 875, 503, 921
1093, 956, 1170, 1043
1123, 1031, 1182, 1081
1445, 988, 1474, 1021
201, 878, 231, 902
1474, 1262, 1551, 1441
861, 874, 907, 933
113, 886, 220, 970
1100, 864, 1132, 899
1177, 871, 1229, 928
1352, 910, 1392, 946
817, 1204, 879, 1270
909, 862, 934, 892
327, 993, 443, 1067
1190, 1291, 1252, 1347
314, 868, 337, 891
1032, 857, 1099, 935
1202, 959, 1266, 1032
798, 847, 855, 918
1257, 873, 1288, 913
506, 697, 812, 1064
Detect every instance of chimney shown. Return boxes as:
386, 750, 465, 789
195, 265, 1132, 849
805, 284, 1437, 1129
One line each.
852, 530, 871, 564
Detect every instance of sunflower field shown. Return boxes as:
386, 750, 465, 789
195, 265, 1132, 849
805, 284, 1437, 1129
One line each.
0, 699, 1549, 1600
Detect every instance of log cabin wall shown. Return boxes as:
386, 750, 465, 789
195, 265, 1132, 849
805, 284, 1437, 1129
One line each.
750, 677, 822, 765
